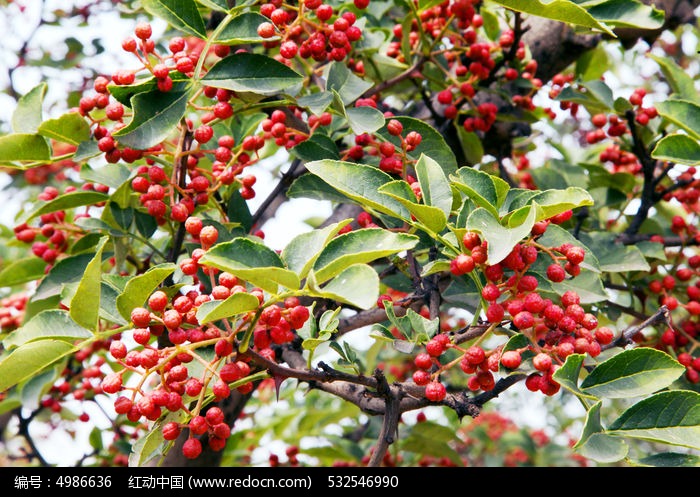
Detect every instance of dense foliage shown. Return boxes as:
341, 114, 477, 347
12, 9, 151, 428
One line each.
1, 0, 699, 467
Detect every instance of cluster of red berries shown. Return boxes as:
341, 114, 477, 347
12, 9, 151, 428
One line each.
659, 167, 700, 214
257, 0, 367, 63
384, 0, 544, 134
98, 221, 312, 459
412, 213, 624, 401
39, 340, 113, 423
648, 248, 700, 383
344, 118, 422, 176
0, 293, 27, 332
13, 184, 109, 270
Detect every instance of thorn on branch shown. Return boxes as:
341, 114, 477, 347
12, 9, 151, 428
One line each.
609, 305, 671, 348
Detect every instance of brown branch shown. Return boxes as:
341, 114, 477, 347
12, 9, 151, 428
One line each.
607, 305, 671, 349
251, 157, 305, 230
361, 56, 427, 99
624, 110, 661, 235
367, 369, 400, 467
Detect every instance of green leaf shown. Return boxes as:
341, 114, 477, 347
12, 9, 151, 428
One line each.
215, 12, 274, 44
0, 257, 47, 287
637, 452, 700, 467
12, 83, 46, 133
555, 84, 612, 114
198, 238, 300, 294
575, 45, 610, 81
112, 90, 189, 150
107, 73, 190, 107
586, 0, 665, 29
326, 62, 373, 105
376, 117, 458, 174
416, 154, 453, 218
70, 141, 99, 165
651, 133, 700, 166
37, 111, 91, 145
400, 421, 464, 466
129, 410, 188, 466
195, 292, 260, 325
195, 0, 229, 11
574, 401, 629, 463
309, 264, 379, 310
20, 368, 59, 411
305, 160, 410, 219
552, 353, 593, 397
648, 54, 700, 103
296, 91, 334, 116
490, 0, 615, 35
291, 133, 340, 162
378, 180, 447, 233
281, 220, 352, 278
655, 100, 700, 140
99, 282, 129, 325
0, 340, 77, 392
580, 348, 685, 399
32, 253, 94, 302
142, 0, 207, 38
505, 187, 594, 224
452, 166, 508, 217
69, 237, 107, 331
465, 205, 536, 265
2, 310, 93, 349
312, 228, 419, 284
534, 224, 600, 272
116, 263, 176, 321
0, 134, 51, 165
608, 390, 700, 450
344, 106, 386, 135
21, 191, 109, 223
548, 270, 608, 304
579, 232, 650, 272
202, 53, 303, 96
287, 172, 352, 204
457, 127, 484, 165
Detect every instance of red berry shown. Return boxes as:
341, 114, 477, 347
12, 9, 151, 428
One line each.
450, 254, 475, 275
182, 438, 202, 459
425, 338, 445, 357
148, 290, 168, 312
199, 226, 219, 247
134, 22, 152, 40
500, 350, 522, 369
131, 307, 151, 327
513, 311, 535, 330
591, 114, 607, 128
189, 415, 208, 435
525, 373, 542, 392
532, 352, 552, 372
163, 422, 181, 440
412, 370, 431, 386
414, 352, 433, 370
425, 381, 447, 402
194, 125, 214, 144
486, 303, 505, 323
464, 346, 485, 365
257, 22, 276, 38
386, 119, 403, 136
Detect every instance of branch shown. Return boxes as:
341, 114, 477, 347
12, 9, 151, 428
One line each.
367, 369, 401, 467
607, 305, 671, 349
361, 57, 426, 99
252, 157, 305, 231
624, 110, 660, 235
